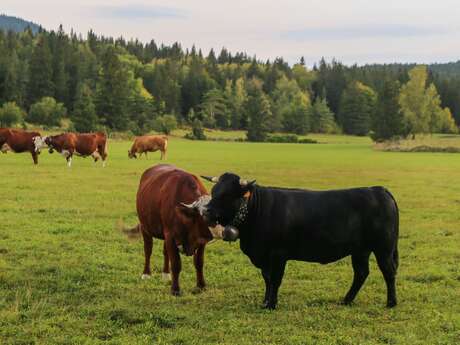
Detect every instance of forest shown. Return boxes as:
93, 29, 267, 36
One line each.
0, 23, 459, 141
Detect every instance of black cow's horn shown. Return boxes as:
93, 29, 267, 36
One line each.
201, 175, 218, 183
240, 179, 256, 187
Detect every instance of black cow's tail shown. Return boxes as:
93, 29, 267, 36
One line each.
385, 188, 399, 273
117, 220, 142, 240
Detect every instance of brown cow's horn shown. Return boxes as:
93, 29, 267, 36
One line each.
201, 175, 218, 183
180, 202, 196, 209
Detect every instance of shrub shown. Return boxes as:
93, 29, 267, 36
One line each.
28, 97, 66, 127
152, 114, 177, 135
185, 119, 207, 140
0, 102, 25, 127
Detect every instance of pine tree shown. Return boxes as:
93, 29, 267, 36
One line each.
371, 79, 405, 141
27, 35, 54, 106
198, 88, 228, 128
246, 88, 273, 142
309, 97, 337, 133
72, 83, 98, 132
338, 81, 376, 136
96, 46, 131, 130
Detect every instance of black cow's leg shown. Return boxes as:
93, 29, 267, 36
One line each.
261, 268, 271, 307
375, 251, 397, 308
343, 252, 371, 305
141, 232, 153, 279
165, 234, 182, 296
265, 258, 286, 310
193, 244, 206, 290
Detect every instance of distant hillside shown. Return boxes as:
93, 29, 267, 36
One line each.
0, 14, 40, 33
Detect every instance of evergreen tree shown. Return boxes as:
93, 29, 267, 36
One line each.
198, 88, 229, 128
72, 83, 98, 132
52, 25, 68, 103
309, 97, 337, 133
272, 76, 310, 134
27, 35, 54, 106
96, 46, 131, 130
371, 79, 404, 141
246, 87, 273, 142
338, 81, 376, 136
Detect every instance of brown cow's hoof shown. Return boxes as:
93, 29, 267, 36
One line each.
161, 273, 171, 282
191, 286, 206, 294
141, 274, 152, 280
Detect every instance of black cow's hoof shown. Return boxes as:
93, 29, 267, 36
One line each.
342, 298, 353, 306
171, 289, 181, 296
263, 302, 277, 310
387, 300, 397, 308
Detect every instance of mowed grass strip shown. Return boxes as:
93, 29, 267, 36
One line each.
1, 136, 460, 345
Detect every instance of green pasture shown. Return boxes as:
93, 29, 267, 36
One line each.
1, 135, 459, 344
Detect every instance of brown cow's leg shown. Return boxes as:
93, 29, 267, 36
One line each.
31, 151, 38, 165
162, 242, 171, 281
141, 232, 153, 279
193, 244, 206, 291
165, 234, 181, 295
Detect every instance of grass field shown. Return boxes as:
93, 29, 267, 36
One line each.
1, 135, 460, 345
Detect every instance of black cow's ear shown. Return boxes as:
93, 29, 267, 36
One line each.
240, 179, 256, 192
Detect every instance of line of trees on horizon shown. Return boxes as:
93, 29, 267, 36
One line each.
0, 26, 459, 142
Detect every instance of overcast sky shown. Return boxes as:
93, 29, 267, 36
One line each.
3, 0, 460, 66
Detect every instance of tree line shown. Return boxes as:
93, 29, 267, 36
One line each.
0, 26, 459, 141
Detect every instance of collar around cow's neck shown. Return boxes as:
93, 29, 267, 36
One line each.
231, 193, 251, 227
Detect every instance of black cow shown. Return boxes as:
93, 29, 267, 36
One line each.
202, 173, 399, 309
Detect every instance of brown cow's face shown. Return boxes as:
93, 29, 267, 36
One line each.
44, 136, 55, 153
128, 150, 137, 159
175, 206, 212, 256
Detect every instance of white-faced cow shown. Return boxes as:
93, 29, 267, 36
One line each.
202, 173, 400, 309
43, 132, 108, 167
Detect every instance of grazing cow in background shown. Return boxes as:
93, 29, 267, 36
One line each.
128, 135, 168, 160
122, 164, 213, 296
43, 132, 108, 167
0, 128, 42, 164
202, 173, 400, 309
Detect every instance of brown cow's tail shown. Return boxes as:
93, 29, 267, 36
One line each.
117, 219, 142, 240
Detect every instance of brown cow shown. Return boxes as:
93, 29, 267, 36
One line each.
128, 135, 168, 160
122, 164, 213, 295
43, 132, 108, 167
0, 128, 42, 164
